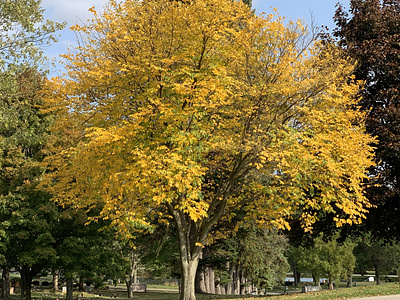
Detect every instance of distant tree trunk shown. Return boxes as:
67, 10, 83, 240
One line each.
293, 268, 301, 287
208, 267, 215, 294
125, 275, 133, 297
328, 279, 334, 290
66, 277, 73, 300
125, 250, 138, 298
215, 277, 221, 295
203, 267, 210, 293
125, 279, 133, 298
52, 270, 59, 293
233, 266, 240, 295
2, 267, 10, 300
347, 274, 353, 288
239, 269, 245, 295
312, 274, 320, 287
132, 254, 138, 284
20, 265, 33, 300
195, 264, 206, 293
252, 285, 257, 295
226, 262, 233, 295
375, 266, 380, 285
79, 276, 84, 291
220, 284, 226, 295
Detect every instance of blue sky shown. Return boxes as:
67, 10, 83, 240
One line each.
41, 0, 350, 76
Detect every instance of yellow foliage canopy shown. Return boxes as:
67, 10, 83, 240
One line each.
42, 0, 374, 239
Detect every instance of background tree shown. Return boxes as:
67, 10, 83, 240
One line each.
139, 227, 180, 285
43, 0, 375, 299
53, 208, 127, 300
334, 0, 400, 241
194, 226, 288, 295
286, 246, 303, 287
0, 0, 63, 70
354, 233, 400, 285
0, 69, 58, 300
0, 2, 63, 298
297, 233, 356, 290
216, 226, 289, 293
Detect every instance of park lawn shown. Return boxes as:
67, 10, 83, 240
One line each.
10, 283, 399, 300
154, 283, 400, 300
258, 283, 400, 300
111, 284, 400, 300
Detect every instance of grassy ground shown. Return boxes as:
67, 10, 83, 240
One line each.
6, 282, 400, 300
260, 284, 400, 300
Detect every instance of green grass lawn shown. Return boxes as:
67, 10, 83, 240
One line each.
261, 284, 400, 300
6, 282, 400, 300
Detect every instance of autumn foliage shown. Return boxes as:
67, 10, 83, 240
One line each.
42, 0, 374, 299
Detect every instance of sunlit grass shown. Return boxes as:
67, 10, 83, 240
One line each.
257, 283, 400, 300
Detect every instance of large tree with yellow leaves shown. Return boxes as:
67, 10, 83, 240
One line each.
43, 0, 374, 299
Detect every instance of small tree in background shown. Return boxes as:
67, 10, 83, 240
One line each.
221, 226, 289, 292
354, 233, 400, 285
298, 234, 355, 290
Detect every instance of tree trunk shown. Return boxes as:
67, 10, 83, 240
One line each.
66, 278, 73, 300
125, 250, 139, 298
239, 269, 245, 295
167, 193, 226, 300
79, 276, 84, 291
177, 221, 202, 300
252, 285, 257, 295
174, 221, 201, 300
203, 267, 210, 293
180, 258, 199, 300
375, 266, 380, 285
131, 252, 138, 284
20, 265, 33, 300
2, 267, 10, 300
125, 278, 133, 298
167, 203, 210, 300
347, 274, 353, 288
52, 270, 59, 293
312, 274, 320, 287
328, 279, 334, 290
215, 277, 221, 295
226, 262, 233, 295
195, 264, 206, 294
293, 268, 301, 287
208, 267, 215, 294
233, 266, 240, 295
